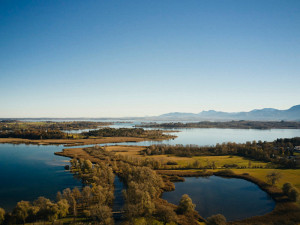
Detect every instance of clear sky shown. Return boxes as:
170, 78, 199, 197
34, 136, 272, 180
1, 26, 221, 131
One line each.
0, 0, 299, 118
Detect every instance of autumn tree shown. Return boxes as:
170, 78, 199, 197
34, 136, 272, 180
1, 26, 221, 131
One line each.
33, 197, 59, 222
62, 188, 77, 217
177, 194, 195, 214
14, 201, 31, 224
90, 203, 113, 225
83, 159, 93, 172
155, 204, 177, 224
82, 186, 93, 209
0, 208, 5, 224
57, 199, 70, 218
56, 191, 62, 201
28, 205, 40, 222
72, 187, 82, 205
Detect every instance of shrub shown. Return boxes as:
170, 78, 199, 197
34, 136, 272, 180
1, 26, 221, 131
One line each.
166, 161, 178, 165
207, 214, 227, 225
282, 183, 293, 195
177, 194, 195, 214
215, 169, 234, 176
223, 164, 238, 168
288, 188, 299, 202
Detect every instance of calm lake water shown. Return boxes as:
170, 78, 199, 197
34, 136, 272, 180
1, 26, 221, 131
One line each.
0, 144, 82, 211
159, 128, 300, 145
106, 123, 300, 146
162, 176, 275, 221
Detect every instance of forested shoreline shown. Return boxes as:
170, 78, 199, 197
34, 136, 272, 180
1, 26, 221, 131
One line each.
137, 121, 300, 129
0, 126, 174, 141
0, 120, 112, 131
143, 137, 300, 169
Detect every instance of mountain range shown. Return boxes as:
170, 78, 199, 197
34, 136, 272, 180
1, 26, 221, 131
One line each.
152, 105, 300, 121
3, 105, 300, 122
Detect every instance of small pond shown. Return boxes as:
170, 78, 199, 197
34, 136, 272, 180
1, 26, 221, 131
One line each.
162, 176, 275, 221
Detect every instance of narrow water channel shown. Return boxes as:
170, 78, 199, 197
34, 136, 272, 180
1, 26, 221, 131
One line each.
113, 176, 125, 223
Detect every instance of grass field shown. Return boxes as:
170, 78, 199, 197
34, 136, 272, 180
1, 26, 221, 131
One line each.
231, 168, 300, 191
168, 155, 269, 168
102, 145, 270, 168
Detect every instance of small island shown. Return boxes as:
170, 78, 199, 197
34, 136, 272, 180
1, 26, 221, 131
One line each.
0, 121, 176, 146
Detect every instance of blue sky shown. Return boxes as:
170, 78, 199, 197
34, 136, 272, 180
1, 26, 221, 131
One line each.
0, 0, 299, 117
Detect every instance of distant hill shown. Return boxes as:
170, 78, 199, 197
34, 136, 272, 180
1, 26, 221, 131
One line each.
2, 105, 300, 122
155, 105, 300, 121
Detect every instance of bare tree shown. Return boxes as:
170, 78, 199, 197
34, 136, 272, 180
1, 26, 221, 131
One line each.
266, 171, 282, 186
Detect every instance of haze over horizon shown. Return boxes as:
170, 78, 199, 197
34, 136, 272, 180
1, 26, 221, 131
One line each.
0, 104, 299, 119
1, 0, 300, 117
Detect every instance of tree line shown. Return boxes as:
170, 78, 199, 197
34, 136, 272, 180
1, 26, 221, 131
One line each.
0, 129, 68, 139
143, 137, 300, 168
82, 128, 174, 139
0, 127, 174, 140
0, 120, 112, 132
136, 121, 300, 129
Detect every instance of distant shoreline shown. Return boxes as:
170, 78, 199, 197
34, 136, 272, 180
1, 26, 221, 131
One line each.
136, 121, 300, 130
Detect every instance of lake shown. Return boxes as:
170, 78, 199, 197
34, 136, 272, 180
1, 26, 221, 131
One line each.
162, 176, 275, 221
1, 123, 299, 218
105, 124, 300, 146
0, 143, 82, 211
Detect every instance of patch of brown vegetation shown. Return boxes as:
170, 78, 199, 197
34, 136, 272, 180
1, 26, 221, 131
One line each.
55, 148, 101, 163
103, 145, 146, 156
